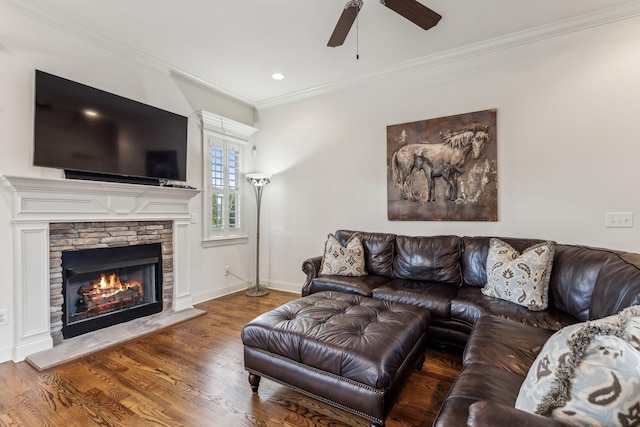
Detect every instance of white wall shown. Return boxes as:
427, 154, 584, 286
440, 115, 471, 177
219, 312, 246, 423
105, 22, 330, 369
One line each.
2, 4, 639, 364
0, 6, 257, 362
252, 16, 640, 289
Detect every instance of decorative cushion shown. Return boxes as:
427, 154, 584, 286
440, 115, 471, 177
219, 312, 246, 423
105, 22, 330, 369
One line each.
516, 306, 640, 426
319, 233, 367, 277
481, 238, 555, 311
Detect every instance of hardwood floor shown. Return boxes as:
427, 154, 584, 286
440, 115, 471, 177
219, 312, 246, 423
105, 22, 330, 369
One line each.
0, 290, 462, 427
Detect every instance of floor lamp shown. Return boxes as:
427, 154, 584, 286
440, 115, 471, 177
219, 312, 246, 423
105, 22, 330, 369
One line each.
246, 173, 271, 297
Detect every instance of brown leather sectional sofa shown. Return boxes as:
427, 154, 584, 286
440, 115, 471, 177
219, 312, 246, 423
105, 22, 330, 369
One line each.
301, 230, 640, 426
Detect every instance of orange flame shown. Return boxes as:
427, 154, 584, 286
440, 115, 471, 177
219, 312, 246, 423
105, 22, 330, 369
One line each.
90, 273, 143, 299
98, 273, 123, 290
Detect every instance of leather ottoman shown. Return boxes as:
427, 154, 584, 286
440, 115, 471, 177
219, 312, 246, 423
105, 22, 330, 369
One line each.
241, 291, 430, 427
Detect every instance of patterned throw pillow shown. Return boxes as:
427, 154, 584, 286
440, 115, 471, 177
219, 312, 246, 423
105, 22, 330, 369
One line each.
481, 238, 555, 311
516, 306, 640, 426
319, 233, 367, 277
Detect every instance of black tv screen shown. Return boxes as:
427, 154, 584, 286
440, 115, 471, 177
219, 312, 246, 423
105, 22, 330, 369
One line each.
34, 70, 188, 183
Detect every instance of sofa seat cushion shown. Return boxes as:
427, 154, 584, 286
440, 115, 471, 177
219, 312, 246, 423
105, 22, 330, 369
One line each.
434, 363, 525, 427
435, 397, 483, 427
372, 278, 459, 318
309, 275, 391, 297
451, 287, 578, 330
463, 315, 556, 377
467, 401, 573, 427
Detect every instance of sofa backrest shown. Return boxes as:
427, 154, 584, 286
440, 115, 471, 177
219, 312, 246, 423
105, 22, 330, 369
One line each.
590, 251, 640, 320
335, 230, 396, 277
461, 237, 639, 321
393, 235, 462, 286
461, 237, 545, 287
547, 244, 615, 321
334, 231, 640, 321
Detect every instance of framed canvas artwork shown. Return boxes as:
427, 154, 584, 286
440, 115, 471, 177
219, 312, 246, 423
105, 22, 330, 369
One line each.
387, 109, 497, 221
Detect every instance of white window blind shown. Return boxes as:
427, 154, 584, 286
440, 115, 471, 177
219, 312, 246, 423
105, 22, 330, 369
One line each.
206, 135, 243, 238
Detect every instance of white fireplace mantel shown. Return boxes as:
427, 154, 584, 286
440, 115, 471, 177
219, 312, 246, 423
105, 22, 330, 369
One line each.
0, 175, 200, 362
0, 175, 199, 223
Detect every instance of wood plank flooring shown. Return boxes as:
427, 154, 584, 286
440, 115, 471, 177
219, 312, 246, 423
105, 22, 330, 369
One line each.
0, 290, 462, 427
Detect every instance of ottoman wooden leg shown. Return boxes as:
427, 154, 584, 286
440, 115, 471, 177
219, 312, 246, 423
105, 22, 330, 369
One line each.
248, 373, 261, 392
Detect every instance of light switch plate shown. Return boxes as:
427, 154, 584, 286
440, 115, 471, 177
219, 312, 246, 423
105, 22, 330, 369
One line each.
605, 212, 633, 228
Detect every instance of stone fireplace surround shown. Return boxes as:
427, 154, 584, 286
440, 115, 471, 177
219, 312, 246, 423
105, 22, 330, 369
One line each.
50, 220, 173, 345
0, 175, 199, 362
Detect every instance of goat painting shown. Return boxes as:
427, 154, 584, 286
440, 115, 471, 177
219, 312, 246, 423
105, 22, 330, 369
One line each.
387, 110, 497, 221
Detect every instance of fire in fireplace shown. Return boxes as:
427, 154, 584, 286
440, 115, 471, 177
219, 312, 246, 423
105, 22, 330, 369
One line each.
73, 273, 145, 320
62, 243, 163, 338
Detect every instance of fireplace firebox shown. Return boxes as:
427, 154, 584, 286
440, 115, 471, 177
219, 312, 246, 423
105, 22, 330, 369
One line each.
62, 243, 163, 339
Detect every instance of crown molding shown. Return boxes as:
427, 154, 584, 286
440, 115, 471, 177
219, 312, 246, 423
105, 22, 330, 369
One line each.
3, 0, 640, 110
254, 0, 640, 109
0, 0, 255, 106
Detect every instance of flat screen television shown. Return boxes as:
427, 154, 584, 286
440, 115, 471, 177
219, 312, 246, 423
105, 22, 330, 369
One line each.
34, 70, 188, 185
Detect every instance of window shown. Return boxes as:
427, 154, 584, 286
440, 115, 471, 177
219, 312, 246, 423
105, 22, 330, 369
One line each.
199, 111, 258, 246
208, 136, 242, 236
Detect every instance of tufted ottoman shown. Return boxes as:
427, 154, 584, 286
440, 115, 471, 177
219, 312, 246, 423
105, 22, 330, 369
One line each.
241, 291, 430, 427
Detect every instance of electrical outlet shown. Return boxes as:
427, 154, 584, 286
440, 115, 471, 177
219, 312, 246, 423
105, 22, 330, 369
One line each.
224, 265, 230, 275
605, 212, 633, 228
0, 309, 7, 326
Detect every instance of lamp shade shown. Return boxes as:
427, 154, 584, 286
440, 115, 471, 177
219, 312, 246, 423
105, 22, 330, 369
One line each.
246, 173, 272, 187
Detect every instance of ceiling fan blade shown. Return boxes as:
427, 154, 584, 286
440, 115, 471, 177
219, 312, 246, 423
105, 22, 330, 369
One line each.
380, 0, 441, 30
327, 0, 363, 47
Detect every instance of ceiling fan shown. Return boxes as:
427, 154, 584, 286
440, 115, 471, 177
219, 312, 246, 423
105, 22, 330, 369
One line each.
328, 0, 441, 47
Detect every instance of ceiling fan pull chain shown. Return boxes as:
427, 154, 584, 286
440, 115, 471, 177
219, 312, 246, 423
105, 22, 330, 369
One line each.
356, 10, 360, 60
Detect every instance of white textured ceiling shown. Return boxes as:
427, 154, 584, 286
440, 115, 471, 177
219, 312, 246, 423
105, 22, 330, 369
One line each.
2, 0, 640, 108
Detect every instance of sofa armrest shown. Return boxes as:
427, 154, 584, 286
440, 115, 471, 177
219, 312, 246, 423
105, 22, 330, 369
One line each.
301, 256, 323, 296
467, 401, 571, 427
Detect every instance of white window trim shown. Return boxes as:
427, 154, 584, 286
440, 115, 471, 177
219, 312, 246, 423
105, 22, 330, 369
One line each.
198, 111, 258, 247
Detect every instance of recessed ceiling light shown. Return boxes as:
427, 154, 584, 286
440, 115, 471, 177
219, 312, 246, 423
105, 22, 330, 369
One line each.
271, 73, 284, 81
83, 109, 99, 117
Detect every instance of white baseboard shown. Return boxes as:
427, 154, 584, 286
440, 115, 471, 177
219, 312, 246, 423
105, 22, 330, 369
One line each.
13, 333, 54, 362
190, 282, 247, 305
0, 343, 12, 364
191, 279, 301, 305
267, 280, 302, 294
174, 294, 194, 311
